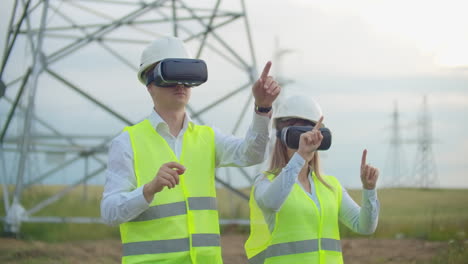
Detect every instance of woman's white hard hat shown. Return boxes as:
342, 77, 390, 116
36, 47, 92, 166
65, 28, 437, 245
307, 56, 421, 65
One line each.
272, 94, 323, 127
137, 36, 191, 85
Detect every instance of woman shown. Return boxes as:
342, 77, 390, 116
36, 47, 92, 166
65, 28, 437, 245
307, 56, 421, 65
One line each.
244, 95, 380, 264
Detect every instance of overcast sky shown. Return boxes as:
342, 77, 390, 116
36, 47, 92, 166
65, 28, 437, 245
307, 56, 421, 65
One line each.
1, 0, 467, 189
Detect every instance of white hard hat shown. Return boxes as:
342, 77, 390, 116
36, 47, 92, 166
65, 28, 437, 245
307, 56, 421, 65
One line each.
272, 94, 323, 127
137, 36, 191, 85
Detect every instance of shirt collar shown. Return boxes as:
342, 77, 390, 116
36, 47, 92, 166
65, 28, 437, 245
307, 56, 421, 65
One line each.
148, 108, 194, 132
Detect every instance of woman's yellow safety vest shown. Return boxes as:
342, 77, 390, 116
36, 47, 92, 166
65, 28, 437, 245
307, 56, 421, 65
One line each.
120, 120, 222, 264
245, 172, 343, 264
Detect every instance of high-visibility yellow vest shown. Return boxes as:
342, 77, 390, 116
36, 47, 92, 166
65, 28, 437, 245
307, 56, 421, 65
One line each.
245, 172, 343, 264
119, 119, 222, 264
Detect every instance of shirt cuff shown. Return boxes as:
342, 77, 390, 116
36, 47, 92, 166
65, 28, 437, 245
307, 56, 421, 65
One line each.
289, 152, 306, 169
362, 188, 378, 202
251, 111, 271, 135
283, 153, 306, 185
131, 186, 152, 209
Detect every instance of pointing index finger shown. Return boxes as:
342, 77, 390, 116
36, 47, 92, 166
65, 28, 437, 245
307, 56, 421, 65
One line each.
361, 149, 367, 167
312, 116, 324, 132
260, 61, 272, 81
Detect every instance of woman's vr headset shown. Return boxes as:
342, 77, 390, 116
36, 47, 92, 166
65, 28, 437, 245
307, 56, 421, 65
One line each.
146, 58, 208, 87
276, 126, 332, 150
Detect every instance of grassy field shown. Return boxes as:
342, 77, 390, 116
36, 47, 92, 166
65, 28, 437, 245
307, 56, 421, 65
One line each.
1, 185, 119, 242
218, 187, 468, 241
345, 188, 468, 241
0, 185, 467, 263
1, 185, 467, 242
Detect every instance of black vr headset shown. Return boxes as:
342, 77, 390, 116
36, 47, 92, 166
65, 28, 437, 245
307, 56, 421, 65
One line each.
146, 58, 208, 87
276, 126, 332, 150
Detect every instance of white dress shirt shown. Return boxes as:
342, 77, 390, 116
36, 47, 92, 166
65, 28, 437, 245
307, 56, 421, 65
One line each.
255, 152, 380, 235
101, 110, 270, 225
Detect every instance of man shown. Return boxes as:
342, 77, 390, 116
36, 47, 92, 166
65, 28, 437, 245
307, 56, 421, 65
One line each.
101, 36, 280, 263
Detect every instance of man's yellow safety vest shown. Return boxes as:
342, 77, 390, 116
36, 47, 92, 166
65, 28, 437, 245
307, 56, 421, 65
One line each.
245, 172, 343, 264
119, 119, 222, 264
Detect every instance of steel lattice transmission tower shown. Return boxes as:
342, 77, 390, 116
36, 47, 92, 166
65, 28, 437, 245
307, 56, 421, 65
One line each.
412, 95, 439, 188
0, 0, 262, 234
384, 101, 408, 187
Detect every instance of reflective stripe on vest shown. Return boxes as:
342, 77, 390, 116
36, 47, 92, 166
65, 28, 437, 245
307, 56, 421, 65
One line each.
248, 238, 341, 264
245, 172, 343, 264
123, 233, 221, 256
321, 238, 342, 252
120, 120, 220, 264
130, 197, 217, 222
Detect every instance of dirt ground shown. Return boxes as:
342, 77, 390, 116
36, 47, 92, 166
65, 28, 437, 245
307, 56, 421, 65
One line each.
0, 234, 458, 264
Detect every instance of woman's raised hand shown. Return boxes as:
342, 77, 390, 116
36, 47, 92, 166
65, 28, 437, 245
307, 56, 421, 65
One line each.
360, 149, 379, 190
297, 116, 324, 161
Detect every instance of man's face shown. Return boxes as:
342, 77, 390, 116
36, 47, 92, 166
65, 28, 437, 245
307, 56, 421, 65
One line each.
148, 83, 191, 110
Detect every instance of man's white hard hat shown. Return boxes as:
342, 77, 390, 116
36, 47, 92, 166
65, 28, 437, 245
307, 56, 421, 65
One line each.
137, 36, 191, 85
272, 94, 324, 127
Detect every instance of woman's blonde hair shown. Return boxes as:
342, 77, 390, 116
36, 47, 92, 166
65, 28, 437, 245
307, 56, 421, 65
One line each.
267, 119, 333, 190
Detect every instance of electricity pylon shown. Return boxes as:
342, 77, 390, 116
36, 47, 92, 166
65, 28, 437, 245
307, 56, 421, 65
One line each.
1, 0, 260, 234
412, 95, 439, 188
384, 100, 408, 187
